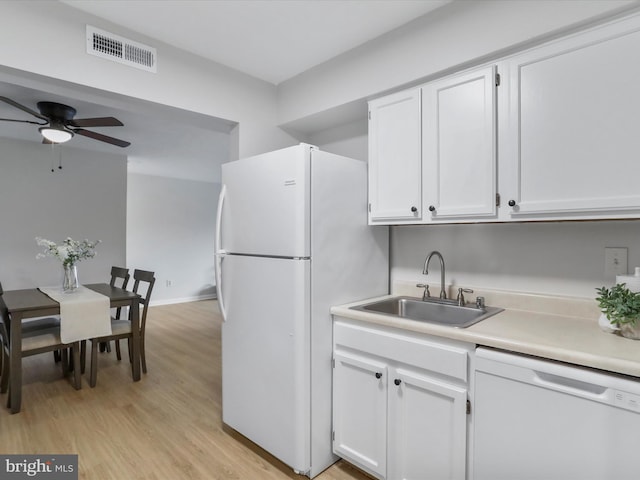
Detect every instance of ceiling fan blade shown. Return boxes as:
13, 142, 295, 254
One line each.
0, 117, 47, 125
0, 96, 48, 122
69, 117, 124, 128
73, 128, 131, 148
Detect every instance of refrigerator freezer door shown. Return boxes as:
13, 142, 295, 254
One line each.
220, 145, 311, 258
221, 254, 311, 473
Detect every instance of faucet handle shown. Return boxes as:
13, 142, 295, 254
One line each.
416, 283, 430, 300
456, 288, 473, 306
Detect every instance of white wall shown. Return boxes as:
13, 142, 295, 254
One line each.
0, 137, 126, 289
304, 1, 640, 301
0, 1, 303, 304
0, 1, 299, 159
308, 119, 367, 161
278, 0, 638, 129
315, 118, 640, 298
312, 110, 640, 302
127, 173, 220, 305
391, 221, 640, 299
7, 0, 640, 303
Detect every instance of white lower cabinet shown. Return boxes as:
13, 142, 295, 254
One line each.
332, 317, 472, 480
333, 351, 388, 478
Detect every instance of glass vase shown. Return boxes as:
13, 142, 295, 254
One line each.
62, 263, 79, 293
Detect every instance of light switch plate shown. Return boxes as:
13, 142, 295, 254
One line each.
605, 247, 628, 284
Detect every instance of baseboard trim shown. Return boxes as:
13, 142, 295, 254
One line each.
150, 294, 217, 307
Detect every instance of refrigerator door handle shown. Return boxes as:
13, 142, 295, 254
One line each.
215, 184, 228, 321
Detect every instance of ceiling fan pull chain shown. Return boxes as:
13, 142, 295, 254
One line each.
48, 143, 63, 172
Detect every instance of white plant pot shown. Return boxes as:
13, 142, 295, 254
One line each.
598, 313, 619, 333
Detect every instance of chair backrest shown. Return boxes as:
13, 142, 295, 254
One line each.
110, 267, 130, 320
110, 266, 130, 289
132, 269, 155, 337
0, 283, 10, 345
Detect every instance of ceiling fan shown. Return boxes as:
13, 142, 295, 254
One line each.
0, 96, 130, 148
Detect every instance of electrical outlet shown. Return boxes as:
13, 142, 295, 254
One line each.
604, 247, 628, 284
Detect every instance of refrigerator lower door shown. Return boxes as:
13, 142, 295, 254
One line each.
221, 254, 311, 474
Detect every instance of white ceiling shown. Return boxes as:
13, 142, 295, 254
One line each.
1, 0, 452, 181
0, 80, 233, 183
60, 0, 451, 85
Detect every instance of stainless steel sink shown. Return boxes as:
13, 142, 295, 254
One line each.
351, 296, 504, 328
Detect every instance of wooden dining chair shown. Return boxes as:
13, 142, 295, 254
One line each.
88, 269, 155, 387
80, 266, 131, 371
101, 266, 130, 355
18, 289, 63, 362
0, 282, 81, 403
0, 283, 63, 367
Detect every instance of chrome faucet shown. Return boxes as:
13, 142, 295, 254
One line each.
422, 251, 447, 299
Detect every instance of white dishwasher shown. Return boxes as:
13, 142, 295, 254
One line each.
472, 347, 640, 480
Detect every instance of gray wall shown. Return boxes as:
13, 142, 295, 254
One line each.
0, 137, 126, 289
127, 173, 220, 305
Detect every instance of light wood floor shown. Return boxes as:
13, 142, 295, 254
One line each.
0, 300, 370, 480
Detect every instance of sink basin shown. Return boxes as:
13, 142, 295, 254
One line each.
351, 296, 504, 328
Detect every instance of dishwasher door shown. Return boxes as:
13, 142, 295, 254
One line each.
472, 347, 640, 480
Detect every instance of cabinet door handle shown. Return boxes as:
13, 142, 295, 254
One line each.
508, 199, 516, 207
375, 372, 382, 379
394, 378, 402, 386
428, 205, 436, 212
410, 206, 418, 213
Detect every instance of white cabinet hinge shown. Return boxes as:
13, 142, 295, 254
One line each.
368, 110, 371, 120
496, 193, 501, 207
368, 203, 372, 213
332, 357, 335, 368
495, 72, 501, 86
332, 430, 335, 441
466, 399, 471, 415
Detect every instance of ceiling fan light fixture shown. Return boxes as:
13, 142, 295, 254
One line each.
39, 126, 74, 144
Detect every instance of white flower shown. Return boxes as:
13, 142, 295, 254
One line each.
35, 237, 101, 266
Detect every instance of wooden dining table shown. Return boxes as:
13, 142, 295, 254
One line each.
1, 283, 140, 413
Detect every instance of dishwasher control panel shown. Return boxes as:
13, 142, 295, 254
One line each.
613, 389, 640, 412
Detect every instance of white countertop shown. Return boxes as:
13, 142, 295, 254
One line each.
331, 290, 640, 378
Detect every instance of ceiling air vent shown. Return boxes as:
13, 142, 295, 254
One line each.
86, 25, 157, 73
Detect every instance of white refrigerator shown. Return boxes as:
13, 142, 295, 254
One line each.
215, 143, 388, 477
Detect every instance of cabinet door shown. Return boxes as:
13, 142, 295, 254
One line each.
333, 351, 388, 480
387, 367, 467, 480
368, 89, 422, 223
502, 19, 640, 219
423, 66, 497, 220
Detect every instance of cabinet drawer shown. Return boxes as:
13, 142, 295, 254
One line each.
334, 319, 472, 382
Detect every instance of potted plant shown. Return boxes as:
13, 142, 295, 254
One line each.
595, 283, 640, 339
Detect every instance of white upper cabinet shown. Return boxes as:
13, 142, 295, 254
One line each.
501, 15, 640, 220
368, 88, 422, 224
368, 12, 640, 224
422, 66, 498, 221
